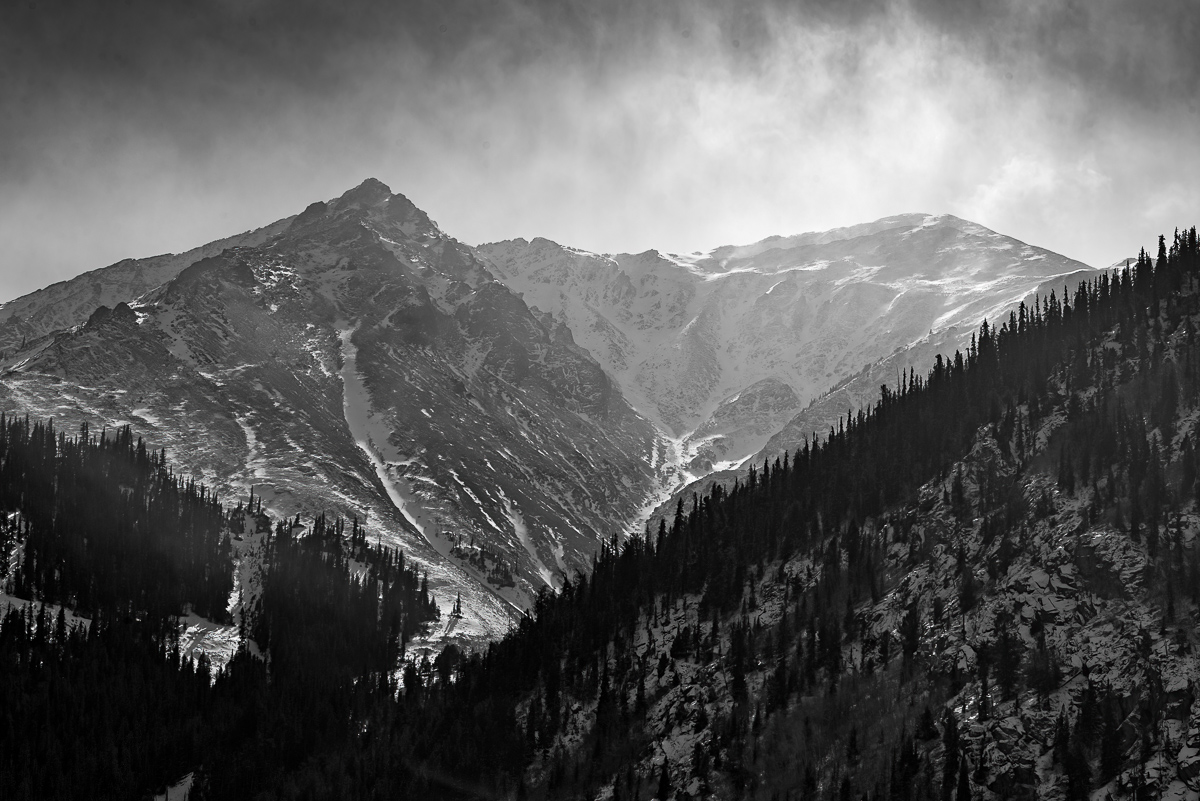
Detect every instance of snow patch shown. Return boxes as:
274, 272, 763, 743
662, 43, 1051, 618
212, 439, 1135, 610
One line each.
234, 414, 268, 484
153, 772, 194, 801
502, 494, 556, 589
337, 326, 433, 546
178, 611, 240, 671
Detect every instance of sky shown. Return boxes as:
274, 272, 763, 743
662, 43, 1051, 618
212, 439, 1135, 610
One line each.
1, 0, 1197, 302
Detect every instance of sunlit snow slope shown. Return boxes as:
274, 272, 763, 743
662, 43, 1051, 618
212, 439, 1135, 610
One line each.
479, 214, 1094, 480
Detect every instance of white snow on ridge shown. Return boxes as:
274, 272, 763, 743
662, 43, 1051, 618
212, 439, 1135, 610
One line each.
502, 494, 556, 589
697, 265, 770, 282
153, 772, 194, 801
234, 414, 268, 484
562, 244, 620, 266
903, 213, 943, 234
178, 611, 240, 670
337, 326, 431, 544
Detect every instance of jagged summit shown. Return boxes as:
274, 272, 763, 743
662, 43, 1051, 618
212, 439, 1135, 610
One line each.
336, 177, 393, 206
0, 178, 463, 355
327, 178, 398, 217
329, 178, 426, 225
286, 179, 443, 246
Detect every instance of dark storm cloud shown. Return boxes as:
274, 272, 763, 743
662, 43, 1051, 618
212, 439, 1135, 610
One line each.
6, 0, 1193, 128
906, 0, 1200, 114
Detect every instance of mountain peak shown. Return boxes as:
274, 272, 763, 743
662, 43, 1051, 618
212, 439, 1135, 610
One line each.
354, 177, 392, 194
335, 178, 394, 208
301, 178, 439, 237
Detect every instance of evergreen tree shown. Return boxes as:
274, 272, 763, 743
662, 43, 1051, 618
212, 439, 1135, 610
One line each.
956, 757, 971, 801
656, 762, 671, 800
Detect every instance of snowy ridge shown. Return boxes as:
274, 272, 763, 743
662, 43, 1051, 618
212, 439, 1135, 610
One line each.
480, 216, 1093, 505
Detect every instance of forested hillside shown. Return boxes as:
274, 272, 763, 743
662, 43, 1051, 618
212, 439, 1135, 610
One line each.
3, 225, 1200, 800
0, 422, 439, 800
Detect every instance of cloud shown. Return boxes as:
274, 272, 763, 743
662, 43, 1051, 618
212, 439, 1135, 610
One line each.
970, 158, 1060, 229
908, 0, 1200, 117
0, 0, 1197, 298
957, 152, 1136, 263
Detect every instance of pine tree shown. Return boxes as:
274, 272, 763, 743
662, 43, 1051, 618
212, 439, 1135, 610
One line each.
1064, 741, 1091, 801
942, 709, 960, 801
1099, 699, 1123, 784
917, 706, 937, 741
1053, 707, 1071, 765
956, 756, 971, 801
656, 762, 671, 800
996, 627, 1022, 704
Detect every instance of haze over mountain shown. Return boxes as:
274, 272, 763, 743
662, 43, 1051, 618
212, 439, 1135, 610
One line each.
0, 180, 1094, 643
481, 213, 1094, 476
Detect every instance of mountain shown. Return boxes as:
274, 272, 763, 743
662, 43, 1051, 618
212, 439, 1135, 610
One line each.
644, 265, 1105, 528
0, 179, 658, 644
0, 185, 1102, 647
479, 214, 1093, 478
754, 266, 1103, 463
4, 187, 1198, 800
6, 225, 1182, 801
0, 215, 295, 355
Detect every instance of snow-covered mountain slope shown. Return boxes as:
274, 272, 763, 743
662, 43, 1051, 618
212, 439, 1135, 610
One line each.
758, 266, 1104, 463
0, 216, 294, 355
478, 214, 1093, 477
643, 267, 1103, 529
0, 179, 658, 644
